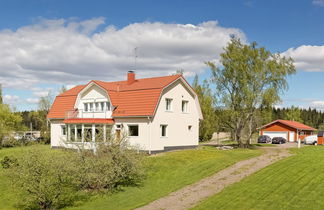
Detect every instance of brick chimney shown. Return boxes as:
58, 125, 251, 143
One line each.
127, 71, 135, 85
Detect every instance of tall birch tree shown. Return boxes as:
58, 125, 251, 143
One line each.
207, 37, 295, 147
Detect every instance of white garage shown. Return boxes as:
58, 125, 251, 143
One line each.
263, 131, 288, 140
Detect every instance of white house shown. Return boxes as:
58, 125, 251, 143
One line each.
47, 71, 203, 153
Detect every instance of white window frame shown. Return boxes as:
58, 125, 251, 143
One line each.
128, 124, 139, 137
160, 124, 168, 137
182, 100, 188, 113
165, 98, 173, 111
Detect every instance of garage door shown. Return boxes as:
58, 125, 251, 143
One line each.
263, 131, 288, 140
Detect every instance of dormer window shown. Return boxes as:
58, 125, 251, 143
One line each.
83, 101, 111, 112
100, 102, 105, 111
106, 102, 111, 111
95, 102, 100, 111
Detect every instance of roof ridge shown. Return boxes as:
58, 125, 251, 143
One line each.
94, 74, 181, 84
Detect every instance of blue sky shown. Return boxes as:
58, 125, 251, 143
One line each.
1, 0, 324, 110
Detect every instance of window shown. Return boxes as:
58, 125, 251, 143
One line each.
100, 102, 105, 111
61, 125, 66, 135
106, 102, 111, 111
128, 125, 139, 136
76, 125, 82, 141
166, 98, 172, 111
95, 125, 104, 142
188, 125, 192, 131
89, 103, 93, 111
70, 125, 76, 142
182, 100, 188, 113
84, 103, 88, 112
95, 102, 99, 111
161, 125, 167, 137
84, 124, 92, 142
116, 124, 121, 130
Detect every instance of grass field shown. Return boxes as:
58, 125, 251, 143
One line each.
67, 146, 261, 210
193, 146, 324, 210
0, 145, 261, 210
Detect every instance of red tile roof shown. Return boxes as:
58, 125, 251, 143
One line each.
260, 119, 316, 131
48, 74, 184, 119
47, 85, 85, 119
64, 118, 114, 124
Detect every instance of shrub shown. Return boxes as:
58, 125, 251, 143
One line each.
1, 138, 21, 148
75, 145, 144, 192
6, 145, 145, 209
8, 149, 80, 209
1, 156, 18, 169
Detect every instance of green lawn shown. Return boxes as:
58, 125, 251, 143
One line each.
193, 146, 324, 210
0, 145, 261, 210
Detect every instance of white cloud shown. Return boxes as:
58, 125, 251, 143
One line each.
3, 94, 21, 104
313, 0, 324, 6
26, 98, 39, 104
0, 18, 246, 90
282, 45, 324, 71
310, 100, 324, 110
3, 94, 39, 109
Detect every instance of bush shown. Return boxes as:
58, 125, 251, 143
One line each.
1, 138, 21, 148
75, 145, 144, 192
1, 156, 18, 169
6, 145, 145, 209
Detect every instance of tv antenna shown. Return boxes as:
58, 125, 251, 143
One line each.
134, 47, 138, 70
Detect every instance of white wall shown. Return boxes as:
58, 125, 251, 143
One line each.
50, 120, 66, 147
150, 79, 200, 150
114, 118, 155, 151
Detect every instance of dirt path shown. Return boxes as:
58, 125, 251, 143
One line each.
136, 144, 295, 210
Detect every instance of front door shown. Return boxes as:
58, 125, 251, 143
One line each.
289, 131, 295, 142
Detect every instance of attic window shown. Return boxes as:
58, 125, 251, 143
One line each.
166, 98, 172, 111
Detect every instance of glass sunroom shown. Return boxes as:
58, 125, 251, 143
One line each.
63, 118, 115, 143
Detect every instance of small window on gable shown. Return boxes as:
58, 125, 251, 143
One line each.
188, 125, 192, 131
84, 103, 88, 112
182, 100, 188, 113
166, 98, 172, 111
89, 103, 93, 111
161, 125, 167, 137
128, 125, 139, 136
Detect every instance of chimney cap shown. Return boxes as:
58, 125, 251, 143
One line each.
128, 70, 134, 73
